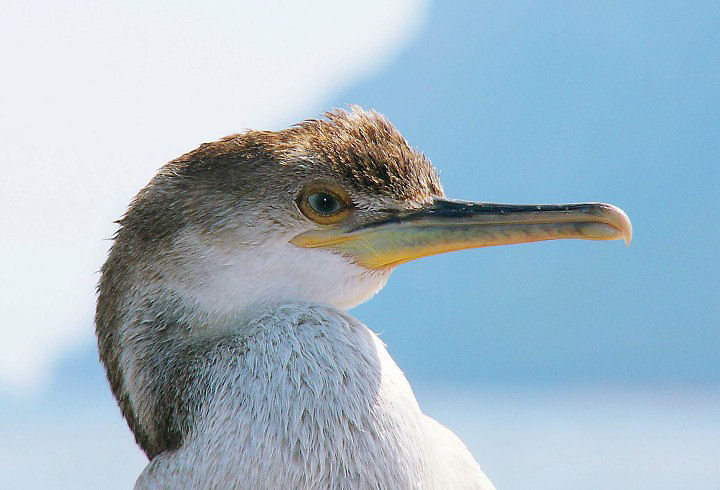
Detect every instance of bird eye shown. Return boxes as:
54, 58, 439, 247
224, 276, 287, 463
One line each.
296, 182, 352, 225
307, 192, 344, 216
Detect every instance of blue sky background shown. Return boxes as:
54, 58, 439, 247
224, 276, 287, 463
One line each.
1, 1, 718, 488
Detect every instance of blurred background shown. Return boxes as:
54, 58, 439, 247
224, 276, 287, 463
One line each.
1, 1, 718, 488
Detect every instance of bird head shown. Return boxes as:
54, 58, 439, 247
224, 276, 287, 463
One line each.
107, 106, 630, 319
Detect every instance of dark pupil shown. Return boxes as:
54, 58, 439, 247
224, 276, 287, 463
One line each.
308, 192, 341, 215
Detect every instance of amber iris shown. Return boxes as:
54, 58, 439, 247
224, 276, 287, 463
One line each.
296, 182, 352, 225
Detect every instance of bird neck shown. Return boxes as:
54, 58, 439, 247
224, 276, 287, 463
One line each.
132, 301, 428, 488
98, 229, 392, 458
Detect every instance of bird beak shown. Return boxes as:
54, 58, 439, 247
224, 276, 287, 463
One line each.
291, 198, 632, 269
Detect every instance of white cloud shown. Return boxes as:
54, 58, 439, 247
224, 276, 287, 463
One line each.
0, 0, 428, 393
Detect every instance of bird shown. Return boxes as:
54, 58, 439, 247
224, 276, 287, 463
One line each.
95, 106, 631, 489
